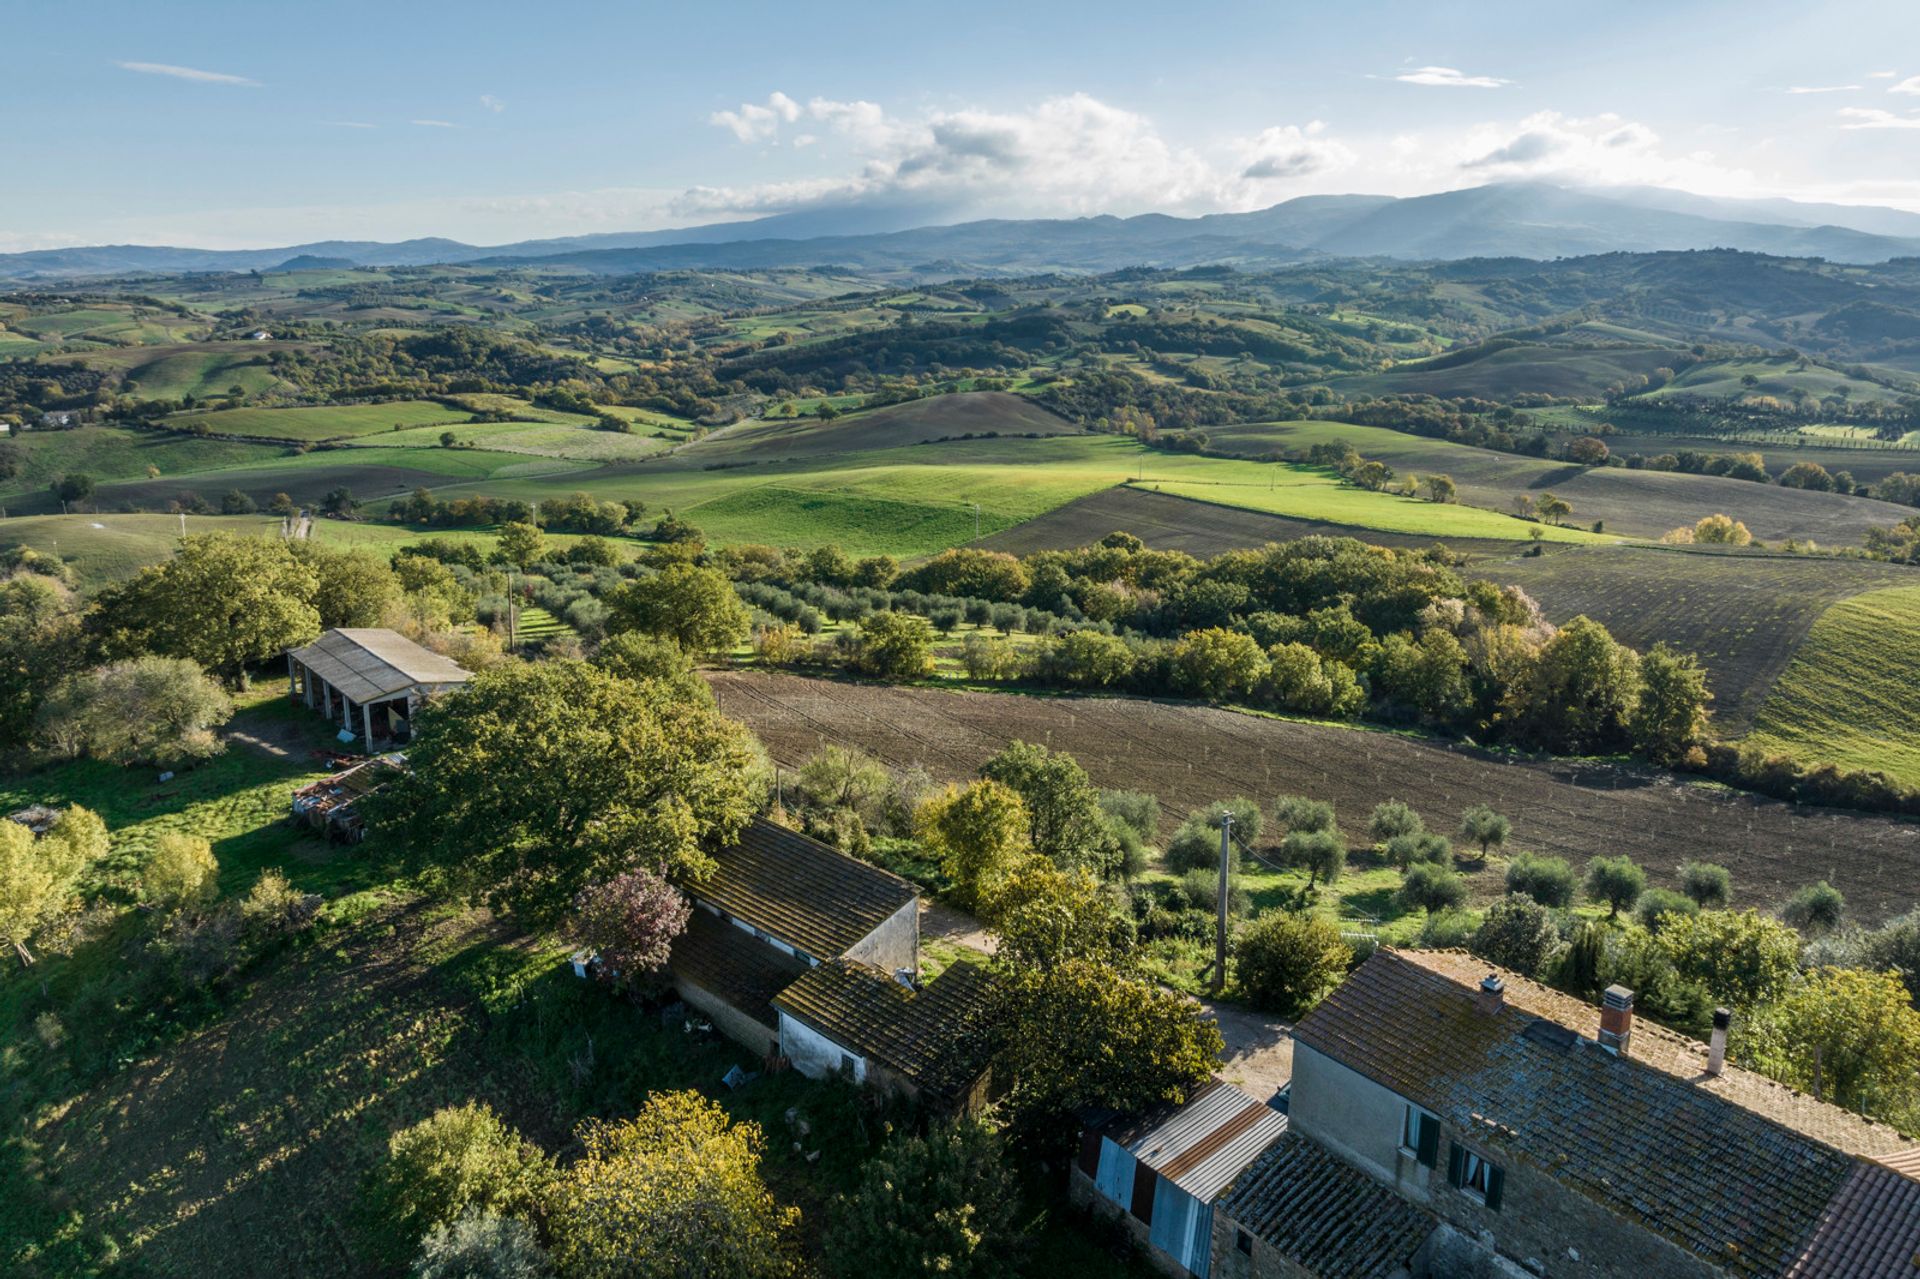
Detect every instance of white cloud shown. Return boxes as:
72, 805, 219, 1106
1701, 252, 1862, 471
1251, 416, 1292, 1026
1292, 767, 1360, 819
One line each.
480, 94, 505, 113
116, 60, 259, 87
412, 119, 458, 128
1239, 122, 1355, 180
1442, 111, 1760, 196
1787, 84, 1860, 94
325, 120, 377, 129
1838, 106, 1920, 129
1890, 75, 1920, 95
1395, 66, 1510, 89
710, 92, 802, 143
1869, 70, 1898, 78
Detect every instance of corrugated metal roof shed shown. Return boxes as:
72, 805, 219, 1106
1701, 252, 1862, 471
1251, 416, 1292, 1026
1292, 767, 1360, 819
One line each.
288, 628, 472, 705
1103, 1077, 1288, 1203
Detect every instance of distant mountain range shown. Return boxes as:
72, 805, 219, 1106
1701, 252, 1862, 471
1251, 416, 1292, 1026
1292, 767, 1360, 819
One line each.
7, 182, 1920, 281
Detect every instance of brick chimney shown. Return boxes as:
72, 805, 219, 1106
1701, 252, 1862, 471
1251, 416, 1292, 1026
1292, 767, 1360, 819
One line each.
1599, 985, 1634, 1055
1707, 1007, 1731, 1077
1476, 973, 1505, 1016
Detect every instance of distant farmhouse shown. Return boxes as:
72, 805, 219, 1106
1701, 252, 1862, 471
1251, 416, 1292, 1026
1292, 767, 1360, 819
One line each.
285, 628, 471, 750
1077, 948, 1920, 1279
663, 817, 995, 1113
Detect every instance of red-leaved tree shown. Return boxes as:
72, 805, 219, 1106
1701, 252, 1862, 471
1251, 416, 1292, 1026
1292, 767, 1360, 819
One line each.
570, 867, 692, 989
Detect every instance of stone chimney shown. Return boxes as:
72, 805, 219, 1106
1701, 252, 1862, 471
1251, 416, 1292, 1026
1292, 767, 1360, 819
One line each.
1476, 973, 1505, 1016
1599, 985, 1634, 1055
1707, 1007, 1731, 1077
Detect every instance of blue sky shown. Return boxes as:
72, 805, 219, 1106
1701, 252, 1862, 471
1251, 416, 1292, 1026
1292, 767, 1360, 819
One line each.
6, 0, 1920, 249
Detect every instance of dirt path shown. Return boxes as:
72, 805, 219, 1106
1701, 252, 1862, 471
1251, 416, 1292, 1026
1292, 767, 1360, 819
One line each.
711, 670, 1920, 923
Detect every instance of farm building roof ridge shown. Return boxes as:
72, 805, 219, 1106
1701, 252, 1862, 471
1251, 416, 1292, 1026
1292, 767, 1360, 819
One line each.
1295, 948, 1920, 1276
286, 627, 472, 705
772, 957, 997, 1107
694, 818, 917, 961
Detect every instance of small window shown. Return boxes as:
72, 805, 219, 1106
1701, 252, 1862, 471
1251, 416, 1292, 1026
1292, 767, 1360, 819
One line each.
840, 1053, 856, 1076
1235, 1228, 1253, 1256
1401, 1105, 1439, 1167
1448, 1142, 1505, 1211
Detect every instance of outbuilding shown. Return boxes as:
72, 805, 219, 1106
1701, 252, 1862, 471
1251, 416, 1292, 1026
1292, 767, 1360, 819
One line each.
285, 628, 471, 750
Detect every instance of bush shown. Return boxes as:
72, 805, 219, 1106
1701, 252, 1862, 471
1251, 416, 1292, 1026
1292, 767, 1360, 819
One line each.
1098, 790, 1160, 843
1178, 868, 1250, 919
365, 1104, 552, 1264
1470, 896, 1560, 977
1384, 831, 1451, 870
1418, 908, 1477, 949
411, 1209, 553, 1279
822, 1117, 1028, 1279
567, 868, 692, 991
1678, 860, 1732, 908
1367, 799, 1423, 844
142, 832, 219, 913
1583, 855, 1647, 918
1505, 853, 1576, 908
1234, 911, 1352, 1015
1781, 881, 1846, 936
1163, 799, 1260, 873
1398, 863, 1467, 915
1635, 887, 1699, 933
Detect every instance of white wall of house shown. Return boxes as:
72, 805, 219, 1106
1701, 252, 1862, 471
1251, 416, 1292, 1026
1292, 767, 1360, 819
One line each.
778, 1010, 866, 1083
842, 898, 918, 976
1288, 1042, 1433, 1197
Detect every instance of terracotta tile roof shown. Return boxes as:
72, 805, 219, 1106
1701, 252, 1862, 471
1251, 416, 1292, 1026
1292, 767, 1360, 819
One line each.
1783, 1161, 1920, 1278
772, 958, 997, 1106
667, 909, 809, 1030
1218, 1130, 1436, 1278
1402, 949, 1920, 1163
1099, 1077, 1290, 1203
694, 819, 917, 962
288, 628, 471, 704
1292, 948, 1920, 1277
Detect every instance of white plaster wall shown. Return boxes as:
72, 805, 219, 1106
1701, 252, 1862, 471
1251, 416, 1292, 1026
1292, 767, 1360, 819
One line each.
779, 1010, 865, 1083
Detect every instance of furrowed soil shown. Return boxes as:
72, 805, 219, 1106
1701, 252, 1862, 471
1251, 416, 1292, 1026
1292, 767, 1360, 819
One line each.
1478, 545, 1920, 732
710, 671, 1920, 923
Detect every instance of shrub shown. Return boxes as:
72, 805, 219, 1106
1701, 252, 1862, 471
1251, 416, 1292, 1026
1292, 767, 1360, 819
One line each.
1097, 790, 1160, 843
1398, 863, 1468, 915
1280, 829, 1347, 889
823, 1118, 1028, 1279
1367, 799, 1423, 845
567, 868, 692, 990
1470, 896, 1560, 977
1274, 795, 1336, 835
1583, 855, 1647, 918
855, 611, 937, 680
1233, 911, 1352, 1015
1456, 805, 1510, 861
1163, 799, 1260, 873
365, 1104, 552, 1264
1418, 908, 1477, 949
1781, 881, 1846, 937
1678, 860, 1732, 908
1178, 868, 1250, 919
1505, 853, 1576, 908
411, 1208, 553, 1279
1635, 887, 1699, 933
142, 832, 219, 913
1384, 831, 1451, 871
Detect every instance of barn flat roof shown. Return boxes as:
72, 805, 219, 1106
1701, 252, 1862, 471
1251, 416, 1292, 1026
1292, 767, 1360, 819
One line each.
288, 628, 471, 705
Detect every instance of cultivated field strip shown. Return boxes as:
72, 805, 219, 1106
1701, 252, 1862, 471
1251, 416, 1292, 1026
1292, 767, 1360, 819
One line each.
1481, 546, 1920, 732
711, 672, 1920, 923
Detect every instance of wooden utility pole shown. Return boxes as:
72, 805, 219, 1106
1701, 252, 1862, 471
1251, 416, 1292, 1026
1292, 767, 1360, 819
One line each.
1213, 813, 1233, 994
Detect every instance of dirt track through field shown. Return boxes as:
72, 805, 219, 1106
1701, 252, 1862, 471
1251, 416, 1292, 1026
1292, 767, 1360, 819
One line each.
711, 671, 1920, 924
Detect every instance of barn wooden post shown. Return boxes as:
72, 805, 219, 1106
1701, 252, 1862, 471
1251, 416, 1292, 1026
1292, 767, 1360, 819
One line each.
362, 701, 374, 751
286, 654, 297, 700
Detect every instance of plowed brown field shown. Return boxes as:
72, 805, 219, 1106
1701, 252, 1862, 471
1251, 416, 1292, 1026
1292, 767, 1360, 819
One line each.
710, 671, 1920, 923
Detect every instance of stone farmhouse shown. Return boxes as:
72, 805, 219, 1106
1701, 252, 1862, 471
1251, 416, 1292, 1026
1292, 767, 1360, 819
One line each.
666, 817, 996, 1113
1079, 947, 1920, 1279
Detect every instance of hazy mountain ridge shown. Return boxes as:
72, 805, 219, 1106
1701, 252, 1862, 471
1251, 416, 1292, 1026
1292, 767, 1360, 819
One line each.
6, 182, 1920, 280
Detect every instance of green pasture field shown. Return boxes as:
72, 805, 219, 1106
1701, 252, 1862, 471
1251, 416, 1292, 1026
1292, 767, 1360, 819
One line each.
168, 401, 475, 442
0, 427, 288, 504
1745, 584, 1920, 789
1337, 342, 1679, 400
1645, 355, 1914, 405
123, 348, 291, 400
0, 513, 287, 581
355, 419, 672, 462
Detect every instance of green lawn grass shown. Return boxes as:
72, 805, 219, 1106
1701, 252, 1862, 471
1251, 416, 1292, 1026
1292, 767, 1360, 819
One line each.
1745, 584, 1920, 788
0, 427, 287, 505
169, 401, 475, 442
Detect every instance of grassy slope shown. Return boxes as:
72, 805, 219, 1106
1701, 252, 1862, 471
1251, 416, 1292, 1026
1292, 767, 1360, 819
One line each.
169, 402, 475, 442
1746, 584, 1920, 787
1206, 419, 1918, 544
0, 428, 288, 505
